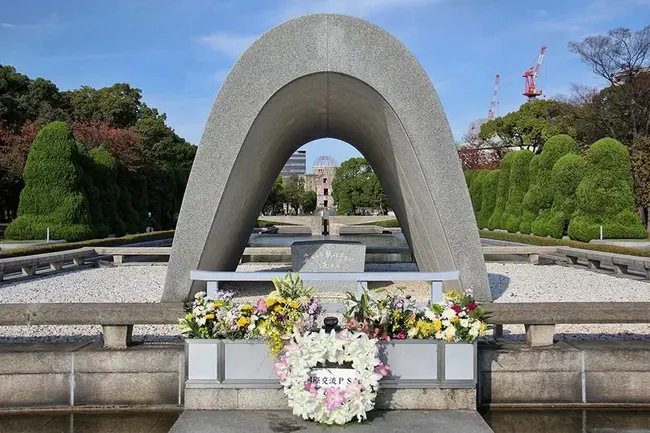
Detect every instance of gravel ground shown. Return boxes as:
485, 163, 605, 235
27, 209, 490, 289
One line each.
1, 262, 649, 343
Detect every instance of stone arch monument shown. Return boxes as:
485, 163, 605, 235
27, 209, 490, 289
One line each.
163, 14, 491, 301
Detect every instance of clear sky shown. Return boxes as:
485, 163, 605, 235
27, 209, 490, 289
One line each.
2, 0, 649, 171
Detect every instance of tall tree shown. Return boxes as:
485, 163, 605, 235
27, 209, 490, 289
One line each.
283, 175, 306, 215
263, 176, 285, 215
331, 157, 389, 215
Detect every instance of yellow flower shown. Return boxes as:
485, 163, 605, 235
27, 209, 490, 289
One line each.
237, 317, 251, 328
266, 298, 277, 307
214, 300, 225, 308
445, 290, 461, 301
205, 313, 215, 320
451, 316, 460, 324
289, 301, 300, 309
433, 319, 442, 332
273, 304, 282, 312
241, 304, 254, 312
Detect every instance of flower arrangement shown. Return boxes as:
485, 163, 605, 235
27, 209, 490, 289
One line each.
179, 290, 259, 340
274, 329, 389, 425
179, 273, 321, 353
254, 273, 322, 355
343, 288, 487, 343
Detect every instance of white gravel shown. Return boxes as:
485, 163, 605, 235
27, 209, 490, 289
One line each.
1, 262, 649, 343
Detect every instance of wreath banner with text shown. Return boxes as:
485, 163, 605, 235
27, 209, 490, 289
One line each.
274, 329, 390, 425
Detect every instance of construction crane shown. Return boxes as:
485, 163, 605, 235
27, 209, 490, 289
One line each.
523, 46, 547, 99
487, 74, 500, 119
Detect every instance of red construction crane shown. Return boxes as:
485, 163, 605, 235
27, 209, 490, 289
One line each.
523, 46, 547, 99
488, 74, 500, 119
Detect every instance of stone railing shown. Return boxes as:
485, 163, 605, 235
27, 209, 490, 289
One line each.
0, 247, 95, 281
485, 302, 650, 346
1, 301, 649, 349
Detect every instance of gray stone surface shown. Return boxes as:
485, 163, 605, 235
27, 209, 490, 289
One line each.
170, 410, 493, 433
525, 324, 555, 347
291, 240, 365, 292
74, 372, 179, 405
184, 388, 475, 410
164, 13, 490, 302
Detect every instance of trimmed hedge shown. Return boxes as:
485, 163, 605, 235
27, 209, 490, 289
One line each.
467, 170, 488, 215
488, 152, 514, 230
568, 138, 647, 241
520, 135, 578, 234
5, 122, 95, 242
479, 229, 650, 258
0, 230, 174, 259
476, 170, 500, 228
532, 153, 585, 238
90, 147, 126, 237
503, 150, 534, 233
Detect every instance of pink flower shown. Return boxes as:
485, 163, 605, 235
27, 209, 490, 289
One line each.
374, 362, 390, 377
395, 331, 406, 339
451, 305, 461, 313
255, 298, 268, 313
274, 357, 290, 381
344, 381, 363, 399
465, 302, 477, 310
304, 381, 318, 394
324, 387, 345, 410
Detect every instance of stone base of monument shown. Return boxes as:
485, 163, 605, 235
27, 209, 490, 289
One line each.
184, 339, 477, 410
290, 240, 365, 293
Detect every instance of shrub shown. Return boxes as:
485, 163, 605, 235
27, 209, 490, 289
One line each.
468, 170, 488, 215
532, 153, 585, 238
90, 147, 126, 236
488, 152, 514, 230
503, 150, 534, 233
5, 122, 94, 242
568, 138, 647, 241
520, 135, 578, 234
476, 170, 500, 228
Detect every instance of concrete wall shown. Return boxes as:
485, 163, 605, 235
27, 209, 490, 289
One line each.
0, 343, 184, 409
479, 341, 650, 405
3, 341, 650, 410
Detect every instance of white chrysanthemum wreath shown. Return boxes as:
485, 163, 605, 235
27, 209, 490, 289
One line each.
274, 329, 390, 425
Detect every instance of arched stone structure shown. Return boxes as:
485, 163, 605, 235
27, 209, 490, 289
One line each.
163, 14, 491, 301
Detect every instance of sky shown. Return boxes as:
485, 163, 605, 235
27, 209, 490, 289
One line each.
2, 0, 649, 171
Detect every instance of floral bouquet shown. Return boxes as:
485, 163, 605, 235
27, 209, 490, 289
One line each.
179, 291, 259, 340
254, 273, 322, 355
422, 289, 487, 343
342, 288, 487, 343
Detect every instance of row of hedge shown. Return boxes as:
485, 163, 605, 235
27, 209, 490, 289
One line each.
5, 122, 184, 242
466, 135, 647, 242
0, 230, 174, 259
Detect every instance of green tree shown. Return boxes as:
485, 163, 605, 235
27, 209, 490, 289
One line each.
479, 100, 575, 154
520, 135, 579, 233
488, 152, 514, 230
301, 190, 317, 214
66, 83, 142, 128
263, 177, 285, 215
5, 122, 94, 241
503, 150, 535, 233
283, 175, 306, 215
332, 157, 389, 215
568, 138, 647, 241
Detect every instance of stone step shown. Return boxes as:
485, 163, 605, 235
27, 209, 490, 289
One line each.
169, 410, 494, 432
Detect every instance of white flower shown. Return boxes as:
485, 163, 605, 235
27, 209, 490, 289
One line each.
444, 326, 456, 340
442, 308, 457, 320
459, 318, 469, 328
424, 309, 437, 321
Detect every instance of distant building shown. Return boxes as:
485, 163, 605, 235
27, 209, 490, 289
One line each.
280, 150, 307, 178
467, 118, 488, 137
612, 66, 650, 85
305, 156, 338, 211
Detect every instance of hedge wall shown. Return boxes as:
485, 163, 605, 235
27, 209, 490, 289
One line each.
504, 150, 534, 233
520, 135, 578, 234
5, 122, 95, 242
468, 170, 488, 216
531, 153, 585, 238
488, 152, 514, 230
568, 138, 647, 241
477, 170, 500, 228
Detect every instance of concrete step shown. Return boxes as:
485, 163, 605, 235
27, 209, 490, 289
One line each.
169, 410, 493, 432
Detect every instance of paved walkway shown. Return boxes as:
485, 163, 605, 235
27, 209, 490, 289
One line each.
170, 410, 493, 432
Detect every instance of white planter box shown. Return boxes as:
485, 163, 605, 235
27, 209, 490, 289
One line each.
186, 339, 476, 388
